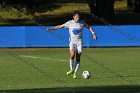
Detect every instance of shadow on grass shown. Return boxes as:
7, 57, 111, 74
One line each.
34, 12, 140, 26
0, 18, 35, 26
114, 13, 140, 25
0, 85, 140, 93
0, 12, 140, 26
34, 12, 95, 26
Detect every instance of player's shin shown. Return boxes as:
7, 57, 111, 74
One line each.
74, 62, 80, 74
70, 59, 74, 71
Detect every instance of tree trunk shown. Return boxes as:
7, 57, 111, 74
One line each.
134, 0, 140, 12
96, 0, 114, 18
86, 0, 96, 14
127, 0, 134, 9
87, 0, 114, 19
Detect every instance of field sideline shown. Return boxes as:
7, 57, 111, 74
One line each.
0, 48, 140, 92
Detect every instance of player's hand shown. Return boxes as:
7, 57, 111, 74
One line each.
93, 34, 97, 40
46, 28, 51, 31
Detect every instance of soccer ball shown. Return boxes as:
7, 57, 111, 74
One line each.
82, 71, 91, 79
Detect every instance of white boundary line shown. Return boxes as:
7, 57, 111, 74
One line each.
20, 55, 67, 62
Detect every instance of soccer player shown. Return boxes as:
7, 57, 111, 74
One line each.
47, 10, 97, 79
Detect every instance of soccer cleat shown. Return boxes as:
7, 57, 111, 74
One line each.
66, 70, 73, 75
73, 73, 77, 79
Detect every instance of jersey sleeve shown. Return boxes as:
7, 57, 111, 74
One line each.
61, 20, 71, 28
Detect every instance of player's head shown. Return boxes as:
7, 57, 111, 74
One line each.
73, 10, 80, 22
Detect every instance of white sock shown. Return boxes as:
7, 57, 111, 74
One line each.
70, 59, 74, 71
74, 62, 80, 74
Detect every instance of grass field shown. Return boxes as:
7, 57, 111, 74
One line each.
0, 48, 140, 93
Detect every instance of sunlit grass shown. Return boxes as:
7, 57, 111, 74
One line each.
114, 0, 127, 12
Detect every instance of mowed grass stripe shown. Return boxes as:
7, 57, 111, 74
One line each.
0, 48, 139, 90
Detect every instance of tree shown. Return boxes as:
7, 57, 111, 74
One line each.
127, 0, 134, 10
134, 0, 140, 12
86, 0, 96, 14
87, 0, 115, 19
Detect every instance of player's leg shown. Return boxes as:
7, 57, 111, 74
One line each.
73, 43, 82, 79
67, 44, 75, 75
73, 53, 81, 79
69, 48, 75, 71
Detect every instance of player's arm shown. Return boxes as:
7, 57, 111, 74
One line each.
47, 25, 65, 31
84, 24, 97, 40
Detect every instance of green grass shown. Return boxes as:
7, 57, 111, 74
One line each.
0, 48, 140, 92
114, 0, 127, 12
45, 3, 90, 15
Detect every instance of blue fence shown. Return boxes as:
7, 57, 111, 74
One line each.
0, 26, 140, 48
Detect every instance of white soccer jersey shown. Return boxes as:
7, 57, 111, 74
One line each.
61, 20, 86, 44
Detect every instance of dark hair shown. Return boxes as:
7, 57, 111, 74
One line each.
73, 10, 80, 16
